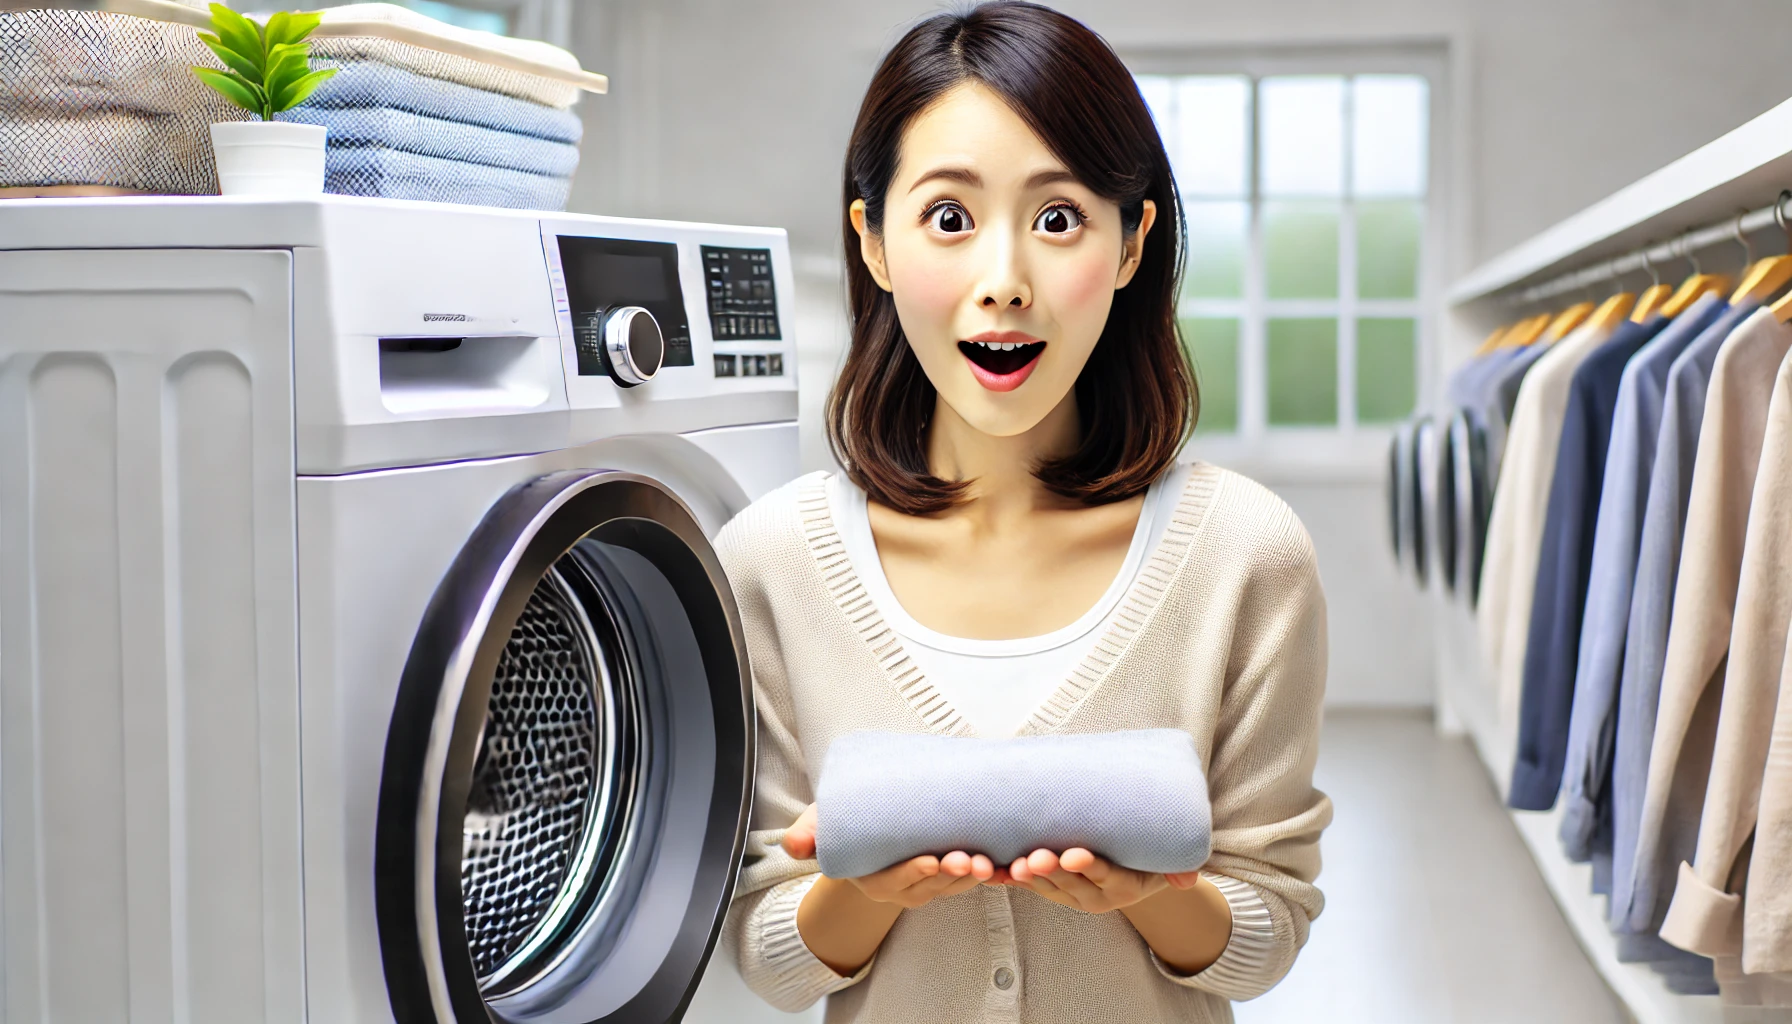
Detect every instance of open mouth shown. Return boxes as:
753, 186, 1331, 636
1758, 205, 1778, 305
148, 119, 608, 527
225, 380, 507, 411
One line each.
958, 338, 1047, 392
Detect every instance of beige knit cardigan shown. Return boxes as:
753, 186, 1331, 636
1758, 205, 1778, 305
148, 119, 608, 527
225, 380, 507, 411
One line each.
714, 465, 1331, 1023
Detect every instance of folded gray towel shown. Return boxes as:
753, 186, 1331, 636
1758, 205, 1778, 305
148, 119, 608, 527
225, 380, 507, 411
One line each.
814, 729, 1211, 879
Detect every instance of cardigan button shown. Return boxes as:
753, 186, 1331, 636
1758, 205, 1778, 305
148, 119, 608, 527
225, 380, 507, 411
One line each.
993, 967, 1015, 990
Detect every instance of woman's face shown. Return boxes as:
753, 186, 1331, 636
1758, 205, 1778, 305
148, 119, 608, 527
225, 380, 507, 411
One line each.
852, 82, 1156, 438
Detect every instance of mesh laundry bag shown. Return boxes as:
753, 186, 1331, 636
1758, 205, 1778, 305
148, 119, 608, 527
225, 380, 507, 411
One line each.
1, 1, 600, 205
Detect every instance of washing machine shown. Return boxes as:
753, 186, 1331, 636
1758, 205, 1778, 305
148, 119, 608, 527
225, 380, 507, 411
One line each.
0, 195, 799, 1023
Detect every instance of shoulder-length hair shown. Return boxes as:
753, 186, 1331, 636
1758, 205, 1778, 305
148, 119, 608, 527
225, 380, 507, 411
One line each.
826, 0, 1196, 516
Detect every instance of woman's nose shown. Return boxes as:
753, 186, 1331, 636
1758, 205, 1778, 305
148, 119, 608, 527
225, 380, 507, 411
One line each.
979, 235, 1032, 310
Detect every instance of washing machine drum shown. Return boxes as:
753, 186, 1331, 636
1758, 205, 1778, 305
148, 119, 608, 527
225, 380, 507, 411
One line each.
376, 470, 753, 1024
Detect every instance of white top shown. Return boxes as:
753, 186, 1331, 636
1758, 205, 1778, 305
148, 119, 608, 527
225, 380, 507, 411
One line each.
829, 461, 1198, 737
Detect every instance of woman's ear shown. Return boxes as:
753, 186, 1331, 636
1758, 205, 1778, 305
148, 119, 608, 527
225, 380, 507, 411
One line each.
1114, 199, 1158, 290
850, 199, 894, 293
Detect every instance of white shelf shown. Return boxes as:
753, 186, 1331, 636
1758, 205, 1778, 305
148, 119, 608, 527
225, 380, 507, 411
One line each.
1449, 675, 1725, 1024
1450, 95, 1792, 305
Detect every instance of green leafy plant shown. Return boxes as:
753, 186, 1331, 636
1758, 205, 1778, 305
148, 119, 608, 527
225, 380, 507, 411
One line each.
191, 4, 337, 121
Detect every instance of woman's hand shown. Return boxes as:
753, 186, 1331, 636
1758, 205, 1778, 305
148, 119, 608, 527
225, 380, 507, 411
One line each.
782, 803, 998, 908
1005, 847, 1202, 914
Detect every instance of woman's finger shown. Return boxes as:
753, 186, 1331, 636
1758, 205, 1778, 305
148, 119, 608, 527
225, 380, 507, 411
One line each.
781, 804, 820, 860
1041, 864, 1106, 905
1059, 848, 1107, 882
940, 850, 975, 878
1025, 848, 1061, 876
969, 853, 996, 881
862, 854, 939, 892
1165, 870, 1202, 890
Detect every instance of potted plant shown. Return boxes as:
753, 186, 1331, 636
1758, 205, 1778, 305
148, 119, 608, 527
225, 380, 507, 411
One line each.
191, 3, 336, 196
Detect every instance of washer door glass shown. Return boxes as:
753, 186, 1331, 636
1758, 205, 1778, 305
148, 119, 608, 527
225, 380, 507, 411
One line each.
376, 471, 754, 1024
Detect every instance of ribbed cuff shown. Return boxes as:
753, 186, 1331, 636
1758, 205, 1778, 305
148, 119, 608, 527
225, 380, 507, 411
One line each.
1660, 861, 1742, 958
750, 874, 873, 1009
1151, 874, 1280, 1001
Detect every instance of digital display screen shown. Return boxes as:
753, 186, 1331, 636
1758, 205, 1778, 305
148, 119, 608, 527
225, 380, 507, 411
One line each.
555, 235, 693, 374
702, 245, 781, 341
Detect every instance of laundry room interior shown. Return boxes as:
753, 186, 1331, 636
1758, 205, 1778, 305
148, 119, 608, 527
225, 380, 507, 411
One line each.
7, 0, 1792, 1022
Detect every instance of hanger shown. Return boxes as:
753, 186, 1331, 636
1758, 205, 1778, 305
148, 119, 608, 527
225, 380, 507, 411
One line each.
1474, 324, 1513, 357
1542, 301, 1595, 340
1737, 192, 1792, 304
1658, 232, 1732, 318
1631, 248, 1674, 322
1586, 262, 1637, 332
1503, 312, 1552, 347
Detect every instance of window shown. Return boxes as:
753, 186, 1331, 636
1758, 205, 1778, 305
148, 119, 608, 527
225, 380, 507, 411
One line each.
1135, 72, 1430, 437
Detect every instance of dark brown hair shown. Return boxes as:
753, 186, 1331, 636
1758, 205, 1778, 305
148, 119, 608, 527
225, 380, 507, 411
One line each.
826, 0, 1196, 515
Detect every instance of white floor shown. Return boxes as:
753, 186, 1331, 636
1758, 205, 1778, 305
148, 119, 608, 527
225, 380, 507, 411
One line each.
686, 710, 1627, 1024
1235, 710, 1625, 1023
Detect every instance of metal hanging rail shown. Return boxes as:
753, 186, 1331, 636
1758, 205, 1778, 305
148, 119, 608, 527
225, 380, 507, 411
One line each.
1515, 192, 1792, 305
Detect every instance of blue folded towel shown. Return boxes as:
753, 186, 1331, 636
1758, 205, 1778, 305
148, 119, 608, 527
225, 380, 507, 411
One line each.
303, 59, 582, 144
321, 146, 571, 210
814, 729, 1212, 879
278, 105, 579, 178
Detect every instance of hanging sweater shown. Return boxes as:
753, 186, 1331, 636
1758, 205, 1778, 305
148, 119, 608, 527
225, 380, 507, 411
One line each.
715, 465, 1331, 1024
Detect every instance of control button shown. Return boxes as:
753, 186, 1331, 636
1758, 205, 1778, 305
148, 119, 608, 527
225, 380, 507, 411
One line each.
769, 353, 783, 376
993, 967, 1014, 990
602, 305, 664, 386
714, 354, 737, 377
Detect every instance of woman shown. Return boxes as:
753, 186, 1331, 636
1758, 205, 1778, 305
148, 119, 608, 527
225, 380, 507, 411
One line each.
717, 3, 1330, 1020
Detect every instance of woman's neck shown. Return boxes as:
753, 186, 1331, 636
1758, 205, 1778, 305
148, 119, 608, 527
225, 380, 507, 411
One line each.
924, 392, 1079, 521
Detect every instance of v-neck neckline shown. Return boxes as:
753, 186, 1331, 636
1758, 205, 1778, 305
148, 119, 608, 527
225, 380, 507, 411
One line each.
794, 464, 1221, 738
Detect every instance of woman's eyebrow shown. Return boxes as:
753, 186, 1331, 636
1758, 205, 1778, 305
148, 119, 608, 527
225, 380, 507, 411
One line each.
1024, 169, 1078, 189
907, 166, 982, 193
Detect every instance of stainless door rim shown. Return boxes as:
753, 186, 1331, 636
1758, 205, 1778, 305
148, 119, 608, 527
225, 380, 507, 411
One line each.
375, 470, 755, 1024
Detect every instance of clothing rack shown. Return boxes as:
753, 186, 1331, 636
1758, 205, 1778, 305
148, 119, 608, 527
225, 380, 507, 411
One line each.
1515, 195, 1789, 305
1438, 94, 1792, 1024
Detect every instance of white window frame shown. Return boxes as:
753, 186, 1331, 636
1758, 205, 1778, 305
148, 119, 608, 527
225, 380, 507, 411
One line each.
1125, 44, 1450, 480
313, 0, 571, 47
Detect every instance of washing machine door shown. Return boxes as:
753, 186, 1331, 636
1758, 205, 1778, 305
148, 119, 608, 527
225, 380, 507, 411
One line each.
376, 470, 754, 1024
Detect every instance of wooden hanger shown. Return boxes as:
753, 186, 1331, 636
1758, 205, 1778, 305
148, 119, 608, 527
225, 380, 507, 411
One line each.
1631, 282, 1675, 322
1733, 256, 1792, 304
1772, 287, 1792, 322
1474, 324, 1512, 357
1504, 313, 1552, 347
1660, 273, 1732, 318
1586, 291, 1637, 332
1542, 302, 1595, 341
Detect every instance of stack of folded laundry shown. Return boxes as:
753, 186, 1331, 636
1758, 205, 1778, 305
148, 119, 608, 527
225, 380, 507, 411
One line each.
272, 4, 585, 210
1, 1, 589, 209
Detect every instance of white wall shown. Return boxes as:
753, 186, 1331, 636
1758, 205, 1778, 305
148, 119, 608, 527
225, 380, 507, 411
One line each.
559, 0, 1792, 711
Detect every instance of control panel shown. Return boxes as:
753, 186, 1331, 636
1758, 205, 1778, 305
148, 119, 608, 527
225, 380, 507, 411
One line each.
553, 235, 694, 376
702, 245, 781, 340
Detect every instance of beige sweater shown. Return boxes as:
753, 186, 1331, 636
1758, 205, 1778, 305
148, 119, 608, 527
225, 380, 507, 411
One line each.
1659, 340, 1792, 974
714, 465, 1331, 1023
1476, 322, 1614, 725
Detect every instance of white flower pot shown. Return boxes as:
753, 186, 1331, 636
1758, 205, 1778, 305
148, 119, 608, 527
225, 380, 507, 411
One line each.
209, 121, 326, 197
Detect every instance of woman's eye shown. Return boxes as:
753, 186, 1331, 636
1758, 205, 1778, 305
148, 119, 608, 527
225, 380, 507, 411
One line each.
1035, 204, 1083, 234
927, 203, 973, 233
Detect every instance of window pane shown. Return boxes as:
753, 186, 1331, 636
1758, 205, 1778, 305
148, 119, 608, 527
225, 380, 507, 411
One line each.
1264, 201, 1340, 299
1358, 318, 1418, 422
1357, 200, 1423, 299
1174, 76, 1250, 197
1353, 75, 1429, 197
1185, 201, 1248, 298
1267, 318, 1339, 426
1135, 75, 1174, 152
1181, 317, 1239, 433
319, 0, 511, 34
1261, 77, 1344, 197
